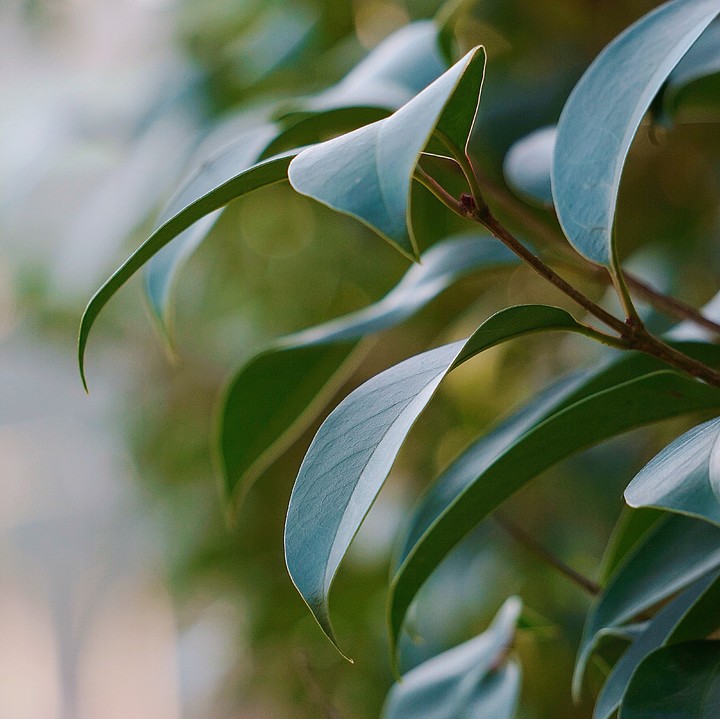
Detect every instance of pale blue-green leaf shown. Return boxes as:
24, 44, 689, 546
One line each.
503, 125, 556, 206
78, 146, 298, 388
552, 0, 720, 266
389, 359, 720, 663
288, 46, 486, 258
624, 417, 720, 526
619, 641, 720, 719
284, 305, 587, 647
574, 513, 720, 698
594, 571, 720, 719
221, 235, 518, 506
382, 597, 521, 719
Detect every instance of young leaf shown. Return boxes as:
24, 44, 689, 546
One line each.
389, 367, 720, 663
574, 513, 720, 698
382, 597, 522, 719
503, 125, 556, 207
619, 641, 720, 719
552, 0, 720, 267
624, 417, 720, 526
594, 571, 720, 719
221, 235, 518, 506
288, 46, 486, 258
78, 146, 299, 388
284, 304, 588, 648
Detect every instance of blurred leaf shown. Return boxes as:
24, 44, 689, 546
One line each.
624, 417, 720, 525
382, 597, 522, 719
284, 304, 589, 648
221, 235, 518, 507
574, 513, 720, 698
552, 0, 720, 267
619, 641, 720, 718
288, 46, 486, 258
503, 125, 556, 207
79, 143, 298, 388
390, 367, 720, 663
594, 571, 720, 719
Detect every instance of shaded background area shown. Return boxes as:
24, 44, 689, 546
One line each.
1, 0, 719, 717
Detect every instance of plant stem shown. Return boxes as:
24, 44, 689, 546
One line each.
414, 166, 467, 217
494, 512, 600, 597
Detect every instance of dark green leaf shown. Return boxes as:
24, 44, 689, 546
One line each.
552, 0, 720, 266
619, 641, 720, 719
625, 417, 720, 525
288, 46, 486, 258
284, 304, 588, 647
220, 235, 518, 506
383, 597, 522, 719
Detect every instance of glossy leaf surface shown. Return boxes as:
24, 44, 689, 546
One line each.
221, 235, 518, 505
284, 305, 586, 646
383, 597, 521, 719
288, 47, 486, 258
552, 0, 720, 266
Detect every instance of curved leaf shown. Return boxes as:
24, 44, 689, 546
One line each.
288, 46, 486, 258
390, 368, 720, 662
552, 0, 720, 266
625, 417, 720, 526
503, 125, 556, 207
78, 146, 299, 388
594, 570, 720, 719
284, 304, 588, 647
575, 513, 720, 698
382, 597, 522, 719
221, 235, 518, 505
620, 641, 720, 719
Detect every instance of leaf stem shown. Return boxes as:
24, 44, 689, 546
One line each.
494, 512, 600, 597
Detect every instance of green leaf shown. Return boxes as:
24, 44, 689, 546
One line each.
288, 46, 486, 258
382, 597, 522, 719
220, 235, 518, 506
625, 417, 720, 526
389, 367, 720, 664
575, 513, 720, 698
284, 304, 588, 648
594, 571, 720, 719
619, 641, 720, 719
78, 145, 298, 389
552, 0, 720, 267
503, 125, 556, 207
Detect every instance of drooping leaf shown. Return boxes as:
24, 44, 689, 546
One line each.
284, 304, 589, 647
288, 46, 486, 258
619, 641, 720, 719
593, 570, 720, 719
382, 597, 522, 719
552, 0, 720, 267
78, 145, 299, 388
221, 235, 518, 506
389, 363, 720, 662
574, 513, 720, 698
503, 125, 556, 207
624, 417, 720, 526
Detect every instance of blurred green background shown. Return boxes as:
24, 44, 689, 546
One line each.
1, 0, 718, 717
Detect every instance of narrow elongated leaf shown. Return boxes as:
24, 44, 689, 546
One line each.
503, 125, 556, 206
78, 147, 298, 388
575, 514, 720, 697
620, 641, 720, 719
288, 46, 486, 258
382, 597, 522, 719
221, 235, 518, 505
625, 417, 720, 525
594, 571, 720, 719
552, 0, 720, 266
390, 370, 720, 661
284, 304, 588, 646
